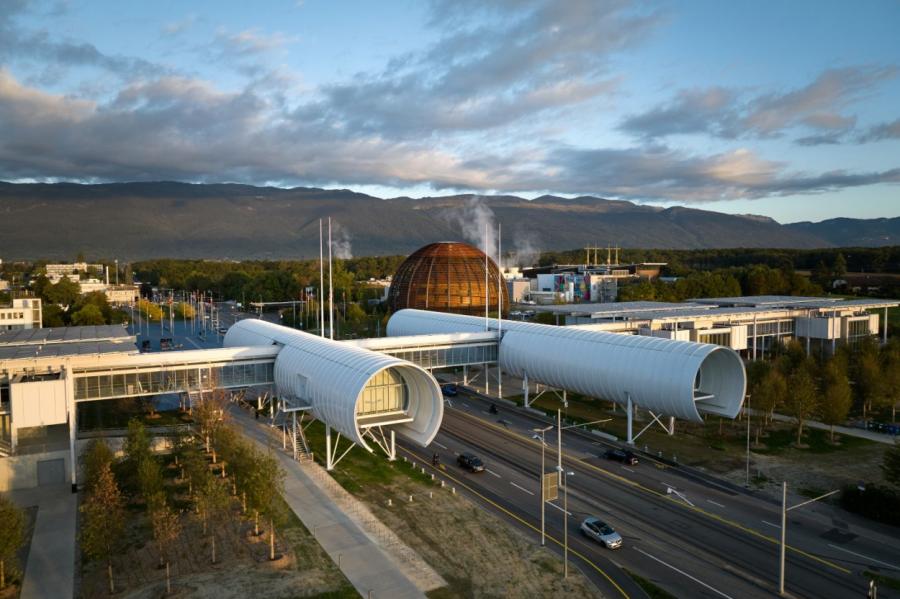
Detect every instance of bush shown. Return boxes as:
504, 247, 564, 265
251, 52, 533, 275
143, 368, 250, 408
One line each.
840, 484, 900, 526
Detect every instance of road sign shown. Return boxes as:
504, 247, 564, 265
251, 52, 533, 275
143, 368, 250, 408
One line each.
542, 472, 559, 502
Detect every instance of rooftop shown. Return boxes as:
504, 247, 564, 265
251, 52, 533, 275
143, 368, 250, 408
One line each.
0, 325, 133, 347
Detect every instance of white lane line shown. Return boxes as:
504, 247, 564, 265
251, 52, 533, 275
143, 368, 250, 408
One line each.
546, 502, 571, 516
827, 544, 900, 571
635, 548, 734, 599
433, 441, 447, 450
485, 468, 502, 478
762, 520, 781, 529
510, 482, 534, 496
707, 499, 725, 508
662, 482, 676, 489
622, 467, 635, 473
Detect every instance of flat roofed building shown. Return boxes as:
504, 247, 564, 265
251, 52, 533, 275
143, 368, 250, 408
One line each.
0, 298, 41, 331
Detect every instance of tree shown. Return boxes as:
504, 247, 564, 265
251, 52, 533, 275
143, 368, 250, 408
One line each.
833, 252, 847, 280
81, 462, 125, 594
137, 456, 165, 503
883, 443, 900, 488
150, 500, 182, 594
194, 472, 229, 563
753, 366, 787, 429
81, 439, 114, 494
786, 362, 820, 446
812, 260, 832, 288
854, 342, 884, 420
42, 303, 67, 327
882, 347, 900, 422
194, 390, 229, 460
71, 303, 105, 325
182, 444, 208, 498
42, 277, 81, 307
244, 449, 285, 559
0, 496, 25, 590
820, 360, 853, 443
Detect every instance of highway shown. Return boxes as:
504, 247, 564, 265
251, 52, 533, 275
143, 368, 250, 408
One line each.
402, 391, 900, 598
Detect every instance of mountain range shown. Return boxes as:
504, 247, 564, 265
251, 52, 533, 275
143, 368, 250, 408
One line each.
0, 181, 896, 261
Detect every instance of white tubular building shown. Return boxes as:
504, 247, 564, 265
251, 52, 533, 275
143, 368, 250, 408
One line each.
224, 319, 443, 451
388, 309, 746, 422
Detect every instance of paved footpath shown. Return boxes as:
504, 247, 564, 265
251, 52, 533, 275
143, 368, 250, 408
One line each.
233, 410, 444, 599
5, 484, 76, 599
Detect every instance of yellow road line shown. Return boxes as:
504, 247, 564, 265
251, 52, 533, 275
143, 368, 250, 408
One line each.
398, 445, 632, 599
448, 409, 852, 575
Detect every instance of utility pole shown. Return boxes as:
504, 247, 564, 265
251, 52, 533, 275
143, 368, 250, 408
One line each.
779, 482, 839, 595
746, 394, 751, 486
533, 425, 552, 547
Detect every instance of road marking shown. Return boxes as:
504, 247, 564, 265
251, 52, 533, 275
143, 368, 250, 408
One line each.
449, 408, 851, 575
762, 520, 781, 529
547, 501, 571, 516
433, 441, 447, 450
827, 544, 900, 571
485, 468, 502, 478
635, 548, 734, 599
398, 448, 629, 598
510, 482, 534, 496
662, 482, 676, 489
622, 467, 635, 473
707, 499, 725, 508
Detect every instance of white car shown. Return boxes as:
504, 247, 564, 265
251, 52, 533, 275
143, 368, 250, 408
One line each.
580, 517, 623, 549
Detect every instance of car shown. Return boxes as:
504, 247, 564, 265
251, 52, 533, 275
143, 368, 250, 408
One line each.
603, 449, 638, 465
441, 383, 458, 397
581, 517, 623, 549
218, 327, 228, 334
457, 452, 485, 472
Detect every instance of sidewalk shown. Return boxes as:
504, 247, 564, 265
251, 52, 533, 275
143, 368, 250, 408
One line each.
748, 408, 898, 445
5, 484, 76, 599
233, 410, 445, 599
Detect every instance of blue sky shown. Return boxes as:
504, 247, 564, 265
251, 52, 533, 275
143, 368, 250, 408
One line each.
0, 0, 898, 223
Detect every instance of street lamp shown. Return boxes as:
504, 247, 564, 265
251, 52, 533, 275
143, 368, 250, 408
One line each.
745, 393, 751, 487
532, 425, 553, 546
558, 468, 575, 578
779, 482, 839, 595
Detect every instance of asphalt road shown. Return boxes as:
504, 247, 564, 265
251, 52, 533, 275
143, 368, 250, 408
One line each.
402, 391, 900, 599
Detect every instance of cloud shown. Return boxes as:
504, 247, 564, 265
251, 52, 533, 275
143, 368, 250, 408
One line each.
857, 118, 900, 143
309, 0, 659, 138
620, 66, 897, 142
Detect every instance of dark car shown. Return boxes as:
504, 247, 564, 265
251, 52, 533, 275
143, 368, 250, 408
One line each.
441, 383, 458, 397
603, 449, 638, 465
457, 452, 485, 472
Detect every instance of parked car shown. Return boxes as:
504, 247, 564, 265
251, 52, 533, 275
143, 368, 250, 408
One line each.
603, 449, 638, 465
218, 327, 228, 334
441, 383, 458, 397
580, 517, 623, 549
457, 452, 485, 473
140, 340, 151, 351
160, 337, 173, 351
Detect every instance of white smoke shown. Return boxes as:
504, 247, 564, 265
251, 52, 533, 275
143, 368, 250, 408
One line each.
330, 220, 353, 259
443, 196, 497, 255
510, 225, 542, 268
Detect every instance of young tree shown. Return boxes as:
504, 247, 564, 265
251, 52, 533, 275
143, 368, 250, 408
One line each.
786, 362, 820, 446
754, 366, 787, 429
150, 500, 182, 594
81, 462, 125, 594
137, 456, 165, 503
855, 346, 884, 420
820, 360, 853, 443
71, 303, 105, 326
81, 439, 114, 495
193, 390, 230, 460
194, 472, 229, 563
122, 418, 153, 492
882, 347, 900, 422
182, 443, 208, 498
244, 449, 285, 560
0, 496, 25, 590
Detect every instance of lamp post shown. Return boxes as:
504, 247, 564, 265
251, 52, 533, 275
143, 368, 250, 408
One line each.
779, 482, 839, 595
745, 394, 751, 486
532, 425, 553, 547
559, 469, 575, 578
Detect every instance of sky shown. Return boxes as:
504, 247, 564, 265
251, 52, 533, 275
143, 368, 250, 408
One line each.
0, 0, 898, 224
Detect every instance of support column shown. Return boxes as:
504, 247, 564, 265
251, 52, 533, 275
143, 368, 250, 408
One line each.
291, 412, 297, 460
626, 394, 634, 445
752, 317, 757, 361
668, 416, 675, 436
523, 371, 530, 408
484, 363, 490, 395
463, 365, 468, 386
562, 389, 568, 409
389, 430, 396, 461
497, 364, 502, 398
325, 424, 333, 471
66, 369, 77, 492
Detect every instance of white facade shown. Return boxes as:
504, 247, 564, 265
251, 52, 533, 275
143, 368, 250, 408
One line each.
0, 298, 42, 331
224, 319, 443, 450
387, 309, 747, 421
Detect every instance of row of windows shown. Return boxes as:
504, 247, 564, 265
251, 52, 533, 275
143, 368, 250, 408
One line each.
74, 362, 274, 400
386, 344, 497, 368
0, 312, 25, 320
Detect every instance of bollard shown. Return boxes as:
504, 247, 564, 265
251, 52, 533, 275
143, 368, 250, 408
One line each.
658, 450, 662, 458
387, 498, 392, 507
339, 553, 342, 568
451, 487, 456, 495
421, 467, 426, 474
429, 491, 433, 499
644, 445, 648, 453
408, 495, 413, 503
673, 455, 678, 463
430, 473, 435, 481
441, 480, 446, 488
